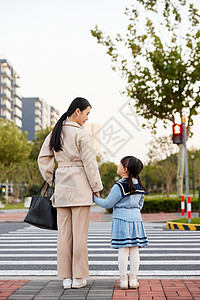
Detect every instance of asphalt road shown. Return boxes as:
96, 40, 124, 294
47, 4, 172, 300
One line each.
0, 222, 30, 234
1, 222, 200, 277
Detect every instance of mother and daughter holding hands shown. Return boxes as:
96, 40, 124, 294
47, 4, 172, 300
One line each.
38, 97, 148, 290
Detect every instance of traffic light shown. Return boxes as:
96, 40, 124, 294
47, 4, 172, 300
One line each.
1, 187, 6, 195
172, 124, 183, 144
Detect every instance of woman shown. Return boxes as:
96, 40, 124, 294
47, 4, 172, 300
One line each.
38, 97, 103, 289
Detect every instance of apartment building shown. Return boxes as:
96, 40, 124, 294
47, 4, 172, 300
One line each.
22, 97, 59, 140
50, 106, 59, 127
0, 59, 22, 129
83, 123, 101, 156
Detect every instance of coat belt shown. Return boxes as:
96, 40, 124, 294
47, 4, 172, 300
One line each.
58, 161, 83, 168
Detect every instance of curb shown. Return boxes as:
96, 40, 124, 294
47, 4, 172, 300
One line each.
167, 221, 200, 231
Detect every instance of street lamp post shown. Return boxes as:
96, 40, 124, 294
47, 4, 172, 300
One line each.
191, 154, 195, 199
182, 117, 190, 223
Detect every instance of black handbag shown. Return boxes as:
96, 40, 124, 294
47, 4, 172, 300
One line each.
24, 174, 57, 230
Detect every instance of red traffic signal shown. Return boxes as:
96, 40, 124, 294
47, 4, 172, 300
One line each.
172, 124, 183, 144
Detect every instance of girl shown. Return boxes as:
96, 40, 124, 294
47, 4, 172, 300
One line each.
93, 156, 148, 289
38, 97, 103, 289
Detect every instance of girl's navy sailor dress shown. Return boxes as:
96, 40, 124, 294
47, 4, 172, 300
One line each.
93, 178, 148, 249
111, 180, 148, 249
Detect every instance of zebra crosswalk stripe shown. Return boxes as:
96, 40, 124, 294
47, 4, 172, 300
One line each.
0, 222, 200, 276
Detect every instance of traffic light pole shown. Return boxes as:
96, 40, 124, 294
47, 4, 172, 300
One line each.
182, 117, 190, 223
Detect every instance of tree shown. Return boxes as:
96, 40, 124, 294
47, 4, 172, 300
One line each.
141, 162, 162, 193
0, 119, 31, 166
148, 135, 178, 162
91, 0, 200, 196
29, 127, 52, 160
146, 135, 178, 197
8, 160, 42, 201
99, 162, 118, 197
0, 119, 31, 202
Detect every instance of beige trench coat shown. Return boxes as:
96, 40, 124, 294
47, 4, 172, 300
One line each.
38, 121, 103, 207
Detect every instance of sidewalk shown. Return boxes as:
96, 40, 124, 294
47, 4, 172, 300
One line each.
0, 207, 105, 223
1, 206, 198, 223
1, 278, 200, 300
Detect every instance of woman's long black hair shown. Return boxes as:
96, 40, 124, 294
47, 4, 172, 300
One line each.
121, 156, 146, 194
49, 97, 91, 152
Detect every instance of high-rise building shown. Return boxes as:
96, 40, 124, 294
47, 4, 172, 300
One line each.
50, 106, 59, 127
0, 59, 22, 129
22, 97, 59, 140
83, 123, 101, 156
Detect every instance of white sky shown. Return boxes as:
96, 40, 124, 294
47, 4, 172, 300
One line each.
0, 0, 199, 164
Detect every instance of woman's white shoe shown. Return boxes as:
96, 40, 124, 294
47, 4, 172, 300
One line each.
72, 278, 87, 289
63, 278, 72, 289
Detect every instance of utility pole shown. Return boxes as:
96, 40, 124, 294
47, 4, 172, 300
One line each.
191, 154, 195, 199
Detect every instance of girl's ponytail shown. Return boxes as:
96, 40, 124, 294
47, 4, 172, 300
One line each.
127, 172, 136, 194
137, 175, 147, 193
121, 156, 146, 194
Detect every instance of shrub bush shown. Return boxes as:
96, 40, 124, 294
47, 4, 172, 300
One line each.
0, 194, 6, 204
142, 197, 198, 213
105, 197, 199, 214
23, 184, 41, 198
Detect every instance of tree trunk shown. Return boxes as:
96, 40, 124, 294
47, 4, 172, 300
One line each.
166, 182, 170, 198
166, 170, 171, 199
176, 144, 184, 197
13, 184, 20, 203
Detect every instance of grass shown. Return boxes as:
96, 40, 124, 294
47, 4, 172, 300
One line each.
171, 218, 200, 224
0, 202, 25, 210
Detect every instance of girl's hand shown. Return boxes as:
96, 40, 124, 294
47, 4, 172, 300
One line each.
93, 192, 100, 198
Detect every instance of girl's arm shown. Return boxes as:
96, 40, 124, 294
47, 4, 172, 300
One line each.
93, 184, 122, 209
138, 194, 145, 210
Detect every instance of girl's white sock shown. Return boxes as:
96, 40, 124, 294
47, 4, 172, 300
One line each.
118, 247, 129, 277
129, 246, 140, 278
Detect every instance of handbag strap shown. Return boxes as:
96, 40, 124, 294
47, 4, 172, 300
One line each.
52, 169, 55, 184
39, 180, 47, 195
43, 169, 55, 195
31, 171, 55, 208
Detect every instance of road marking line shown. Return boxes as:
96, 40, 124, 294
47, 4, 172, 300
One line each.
0, 247, 200, 252
1, 237, 200, 242
1, 260, 200, 265
0, 270, 200, 276
1, 253, 200, 257
1, 242, 200, 246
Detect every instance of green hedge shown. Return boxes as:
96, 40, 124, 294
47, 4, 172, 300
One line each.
142, 197, 198, 213
106, 197, 199, 214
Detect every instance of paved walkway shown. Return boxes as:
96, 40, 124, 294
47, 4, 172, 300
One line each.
1, 207, 197, 223
0, 278, 200, 300
0, 280, 29, 300
113, 279, 200, 300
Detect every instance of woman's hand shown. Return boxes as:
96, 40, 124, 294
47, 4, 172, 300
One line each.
93, 192, 100, 198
